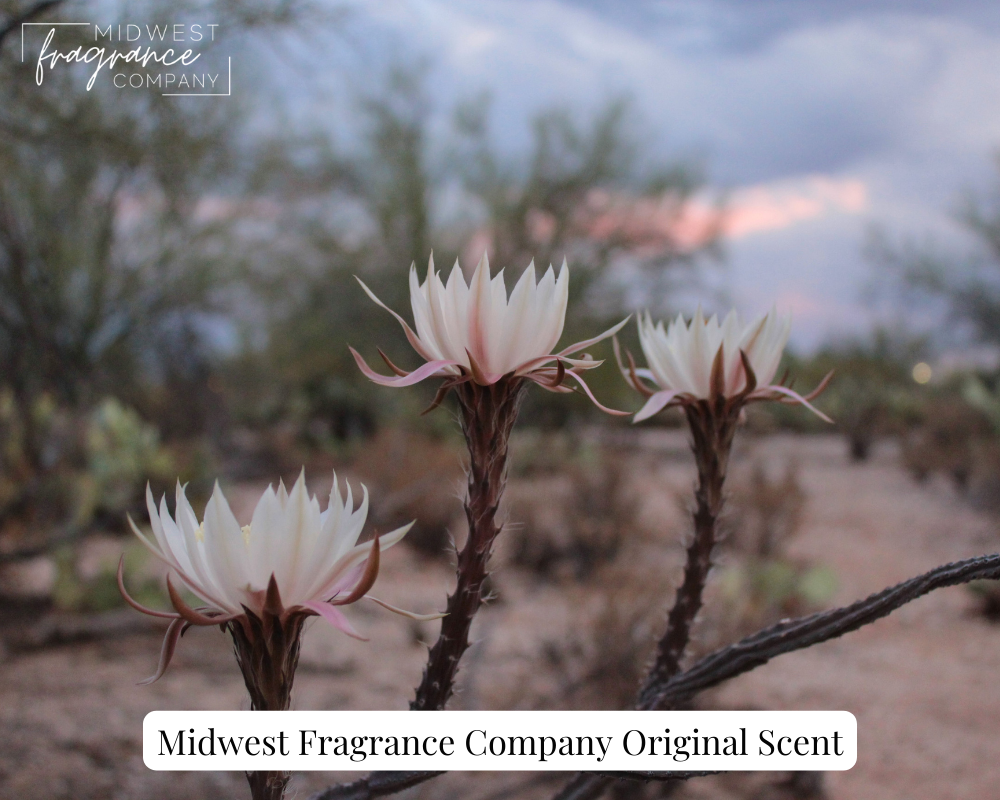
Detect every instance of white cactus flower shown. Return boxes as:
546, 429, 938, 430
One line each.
119, 470, 437, 683
618, 306, 831, 422
351, 252, 629, 412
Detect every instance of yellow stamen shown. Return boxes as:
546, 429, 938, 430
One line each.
195, 522, 205, 543
241, 524, 252, 545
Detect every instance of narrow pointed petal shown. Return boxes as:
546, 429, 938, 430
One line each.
138, 619, 189, 685
801, 369, 835, 401
738, 349, 758, 397
709, 344, 726, 401
365, 595, 446, 621
633, 390, 682, 422
167, 575, 239, 626
559, 315, 631, 357
117, 556, 181, 619
356, 276, 438, 361
562, 370, 631, 416
303, 602, 368, 641
331, 535, 380, 606
466, 252, 493, 368
377, 348, 410, 377
350, 347, 458, 386
763, 384, 834, 422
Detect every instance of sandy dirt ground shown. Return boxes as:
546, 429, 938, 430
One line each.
1, 432, 998, 800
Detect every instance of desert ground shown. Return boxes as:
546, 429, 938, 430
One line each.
1, 431, 998, 800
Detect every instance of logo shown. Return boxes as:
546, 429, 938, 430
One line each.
22, 21, 231, 95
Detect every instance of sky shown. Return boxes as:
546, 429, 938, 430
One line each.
286, 0, 1000, 350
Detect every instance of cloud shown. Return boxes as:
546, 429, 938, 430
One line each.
573, 175, 868, 256
722, 176, 868, 238
321, 0, 1000, 349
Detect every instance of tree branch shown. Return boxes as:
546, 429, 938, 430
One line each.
590, 770, 719, 782
307, 771, 446, 800
311, 554, 1000, 800
641, 551, 1000, 710
0, 0, 64, 52
550, 552, 1000, 800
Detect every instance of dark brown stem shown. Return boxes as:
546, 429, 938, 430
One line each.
552, 399, 741, 800
411, 378, 525, 711
591, 770, 720, 782
638, 400, 740, 705
231, 612, 306, 800
309, 552, 1000, 800
550, 770, 717, 800
307, 771, 447, 800
644, 551, 1000, 710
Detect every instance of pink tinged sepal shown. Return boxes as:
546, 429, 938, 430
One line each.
560, 369, 631, 416
303, 601, 368, 641
613, 336, 655, 397
558, 315, 631, 358
377, 348, 409, 377
355, 276, 438, 362
331, 535, 380, 606
117, 556, 181, 620
166, 574, 240, 626
365, 595, 446, 621
138, 618, 189, 685
464, 348, 502, 386
350, 346, 458, 387
514, 353, 604, 376
326, 563, 365, 598
633, 390, 683, 423
762, 384, 833, 423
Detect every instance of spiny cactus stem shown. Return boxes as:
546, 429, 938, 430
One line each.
411, 378, 525, 710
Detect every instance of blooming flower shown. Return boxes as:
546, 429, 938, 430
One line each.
618, 306, 832, 422
350, 252, 629, 413
119, 471, 436, 684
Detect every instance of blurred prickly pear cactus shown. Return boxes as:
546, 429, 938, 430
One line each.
82, 398, 174, 519
963, 376, 1000, 434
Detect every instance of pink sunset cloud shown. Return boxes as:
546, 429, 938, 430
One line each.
722, 176, 868, 239
572, 175, 869, 255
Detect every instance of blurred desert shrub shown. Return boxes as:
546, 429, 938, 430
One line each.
348, 427, 465, 558
868, 155, 1000, 499
544, 563, 665, 710
503, 433, 643, 580
701, 462, 836, 651
0, 391, 83, 557
0, 0, 323, 558
764, 331, 925, 459
51, 539, 164, 614
495, 436, 661, 710
727, 462, 806, 558
899, 398, 993, 490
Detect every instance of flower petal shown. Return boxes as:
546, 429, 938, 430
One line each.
350, 347, 458, 387
356, 276, 438, 362
302, 601, 368, 641
562, 370, 631, 416
559, 315, 631, 357
633, 390, 682, 423
137, 619, 189, 686
760, 384, 833, 423
365, 595, 446, 621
